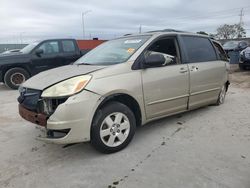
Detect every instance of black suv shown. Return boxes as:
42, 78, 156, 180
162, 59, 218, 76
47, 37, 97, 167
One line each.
0, 39, 83, 89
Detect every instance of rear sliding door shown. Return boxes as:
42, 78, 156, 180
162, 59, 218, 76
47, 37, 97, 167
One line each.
181, 36, 226, 109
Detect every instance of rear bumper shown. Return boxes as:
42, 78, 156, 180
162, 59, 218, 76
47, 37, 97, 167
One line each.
239, 61, 250, 65
239, 59, 250, 68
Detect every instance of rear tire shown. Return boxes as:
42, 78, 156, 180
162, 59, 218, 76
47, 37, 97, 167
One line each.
216, 84, 227, 105
239, 64, 246, 70
4, 68, 30, 89
91, 101, 136, 154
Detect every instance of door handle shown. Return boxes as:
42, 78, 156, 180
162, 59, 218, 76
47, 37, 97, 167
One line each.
179, 67, 188, 73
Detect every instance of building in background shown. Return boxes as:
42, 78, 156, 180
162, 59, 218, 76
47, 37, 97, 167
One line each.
76, 39, 106, 54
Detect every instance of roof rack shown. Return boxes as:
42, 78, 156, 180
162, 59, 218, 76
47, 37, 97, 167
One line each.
146, 29, 189, 33
123, 29, 190, 37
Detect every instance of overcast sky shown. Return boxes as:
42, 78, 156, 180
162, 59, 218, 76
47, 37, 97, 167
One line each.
0, 0, 250, 43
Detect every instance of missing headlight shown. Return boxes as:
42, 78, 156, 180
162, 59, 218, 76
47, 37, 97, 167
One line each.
38, 98, 68, 115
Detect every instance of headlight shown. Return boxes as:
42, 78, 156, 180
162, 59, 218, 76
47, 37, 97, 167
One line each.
41, 75, 92, 98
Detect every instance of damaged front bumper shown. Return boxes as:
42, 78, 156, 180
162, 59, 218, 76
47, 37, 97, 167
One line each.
19, 104, 48, 126
18, 89, 102, 144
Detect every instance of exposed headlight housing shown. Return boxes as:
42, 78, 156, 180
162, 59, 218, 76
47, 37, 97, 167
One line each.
41, 75, 92, 98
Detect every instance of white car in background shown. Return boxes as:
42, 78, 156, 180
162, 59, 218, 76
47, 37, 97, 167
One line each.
1, 49, 21, 55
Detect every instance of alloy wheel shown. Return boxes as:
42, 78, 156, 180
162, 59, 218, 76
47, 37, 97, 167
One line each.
10, 73, 25, 86
100, 112, 130, 147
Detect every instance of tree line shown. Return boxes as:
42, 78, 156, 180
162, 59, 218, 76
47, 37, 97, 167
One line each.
197, 23, 246, 39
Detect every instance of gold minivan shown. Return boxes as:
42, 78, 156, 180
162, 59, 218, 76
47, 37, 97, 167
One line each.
18, 30, 230, 153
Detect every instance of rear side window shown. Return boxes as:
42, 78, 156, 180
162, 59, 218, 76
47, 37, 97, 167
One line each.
182, 36, 217, 63
213, 41, 228, 61
62, 40, 76, 52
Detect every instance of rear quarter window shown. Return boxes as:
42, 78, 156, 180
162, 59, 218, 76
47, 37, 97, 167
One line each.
62, 40, 76, 52
182, 36, 217, 63
213, 41, 228, 61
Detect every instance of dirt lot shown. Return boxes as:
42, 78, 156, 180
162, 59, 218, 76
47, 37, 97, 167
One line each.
0, 66, 250, 188
230, 65, 250, 88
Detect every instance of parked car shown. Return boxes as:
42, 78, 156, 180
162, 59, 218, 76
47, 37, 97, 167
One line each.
1, 49, 21, 55
222, 40, 248, 54
0, 39, 96, 89
239, 47, 250, 70
18, 31, 230, 153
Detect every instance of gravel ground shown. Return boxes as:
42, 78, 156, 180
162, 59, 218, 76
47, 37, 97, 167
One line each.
0, 68, 250, 188
230, 67, 250, 88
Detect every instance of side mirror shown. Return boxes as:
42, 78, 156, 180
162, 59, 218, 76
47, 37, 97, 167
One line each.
144, 53, 166, 67
35, 49, 44, 56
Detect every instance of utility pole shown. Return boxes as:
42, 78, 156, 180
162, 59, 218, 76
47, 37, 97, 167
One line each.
139, 25, 142, 33
239, 8, 244, 26
82, 10, 92, 39
19, 32, 25, 48
238, 8, 244, 38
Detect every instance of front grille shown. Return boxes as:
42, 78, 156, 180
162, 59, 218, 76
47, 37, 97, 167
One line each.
18, 88, 41, 112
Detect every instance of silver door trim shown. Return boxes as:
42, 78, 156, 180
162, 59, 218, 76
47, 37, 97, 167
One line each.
190, 87, 220, 96
147, 94, 189, 106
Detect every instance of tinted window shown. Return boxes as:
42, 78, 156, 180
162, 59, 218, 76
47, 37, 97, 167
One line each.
62, 40, 76, 52
182, 36, 217, 63
38, 41, 59, 54
213, 41, 228, 61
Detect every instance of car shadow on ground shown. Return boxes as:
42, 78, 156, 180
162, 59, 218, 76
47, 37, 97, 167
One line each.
38, 106, 211, 161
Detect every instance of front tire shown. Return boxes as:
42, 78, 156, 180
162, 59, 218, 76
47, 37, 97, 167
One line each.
91, 101, 136, 154
4, 68, 30, 89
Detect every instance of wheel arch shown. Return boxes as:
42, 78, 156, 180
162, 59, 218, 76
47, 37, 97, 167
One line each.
93, 93, 142, 128
2, 65, 31, 82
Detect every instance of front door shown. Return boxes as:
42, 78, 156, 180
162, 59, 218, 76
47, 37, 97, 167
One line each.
141, 37, 189, 119
31, 40, 61, 74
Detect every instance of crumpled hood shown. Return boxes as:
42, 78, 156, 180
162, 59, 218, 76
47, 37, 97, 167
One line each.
22, 64, 106, 90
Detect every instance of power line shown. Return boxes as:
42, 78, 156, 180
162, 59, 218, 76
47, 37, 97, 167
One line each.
174, 5, 250, 20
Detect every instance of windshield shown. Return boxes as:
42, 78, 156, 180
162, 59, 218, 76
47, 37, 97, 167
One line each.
74, 36, 151, 65
20, 42, 39, 54
223, 41, 239, 48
